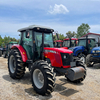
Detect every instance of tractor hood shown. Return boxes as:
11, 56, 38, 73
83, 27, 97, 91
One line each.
44, 47, 73, 54
91, 47, 100, 53
69, 46, 84, 51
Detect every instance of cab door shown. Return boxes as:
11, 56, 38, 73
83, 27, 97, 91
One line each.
22, 30, 33, 59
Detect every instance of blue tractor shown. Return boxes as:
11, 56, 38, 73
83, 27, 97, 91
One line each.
86, 46, 100, 67
69, 36, 98, 63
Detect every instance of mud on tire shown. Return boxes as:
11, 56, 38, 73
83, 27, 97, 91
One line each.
8, 49, 25, 79
31, 60, 55, 96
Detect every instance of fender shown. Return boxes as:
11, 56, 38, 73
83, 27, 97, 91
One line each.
11, 45, 28, 62
75, 50, 83, 56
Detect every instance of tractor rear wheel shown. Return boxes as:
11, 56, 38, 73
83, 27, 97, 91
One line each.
31, 60, 55, 96
67, 62, 86, 83
86, 54, 93, 67
0, 51, 2, 57
8, 49, 25, 79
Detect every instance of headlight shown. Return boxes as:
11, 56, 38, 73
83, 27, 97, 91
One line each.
92, 50, 95, 53
64, 55, 67, 59
96, 50, 100, 53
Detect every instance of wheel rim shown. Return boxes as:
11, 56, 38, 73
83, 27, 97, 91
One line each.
9, 55, 16, 73
33, 69, 44, 89
80, 57, 85, 63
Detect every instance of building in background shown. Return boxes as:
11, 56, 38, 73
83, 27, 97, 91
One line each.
80, 33, 100, 43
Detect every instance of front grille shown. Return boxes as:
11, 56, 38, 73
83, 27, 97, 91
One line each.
61, 53, 73, 66
92, 53, 100, 56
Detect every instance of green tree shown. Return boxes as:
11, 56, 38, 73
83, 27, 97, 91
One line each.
0, 35, 19, 47
53, 35, 56, 41
76, 23, 90, 38
53, 33, 65, 41
66, 31, 76, 38
58, 33, 66, 40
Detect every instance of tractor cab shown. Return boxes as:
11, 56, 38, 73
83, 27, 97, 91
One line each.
18, 25, 54, 60
78, 37, 97, 54
7, 41, 18, 50
54, 40, 63, 47
63, 38, 78, 48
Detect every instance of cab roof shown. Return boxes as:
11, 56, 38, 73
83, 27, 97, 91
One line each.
54, 40, 63, 42
18, 25, 54, 32
64, 38, 78, 40
79, 37, 96, 40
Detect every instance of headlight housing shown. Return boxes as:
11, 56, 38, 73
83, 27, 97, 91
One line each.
92, 50, 95, 53
96, 50, 100, 53
63, 55, 67, 59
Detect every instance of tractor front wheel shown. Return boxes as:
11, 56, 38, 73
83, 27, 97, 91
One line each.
31, 60, 55, 95
86, 54, 93, 67
8, 49, 25, 79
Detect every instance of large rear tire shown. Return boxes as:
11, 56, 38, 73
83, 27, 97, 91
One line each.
31, 60, 55, 96
86, 54, 93, 67
8, 49, 25, 79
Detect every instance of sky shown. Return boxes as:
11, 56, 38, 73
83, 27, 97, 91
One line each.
0, 0, 100, 39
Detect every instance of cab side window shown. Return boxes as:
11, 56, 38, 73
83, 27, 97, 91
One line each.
22, 30, 33, 59
23, 31, 32, 46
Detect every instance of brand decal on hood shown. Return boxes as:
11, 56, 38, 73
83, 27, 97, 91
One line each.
45, 50, 58, 54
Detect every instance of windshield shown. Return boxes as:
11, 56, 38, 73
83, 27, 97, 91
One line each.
78, 39, 96, 47
55, 42, 62, 47
78, 39, 86, 47
71, 40, 76, 47
44, 33, 54, 47
63, 40, 70, 47
63, 40, 77, 47
35, 32, 54, 47
34, 32, 54, 58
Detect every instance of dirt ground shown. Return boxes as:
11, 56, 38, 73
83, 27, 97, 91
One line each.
0, 57, 100, 100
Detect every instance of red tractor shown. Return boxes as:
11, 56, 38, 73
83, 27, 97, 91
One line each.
8, 25, 86, 96
54, 40, 63, 48
63, 38, 78, 48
